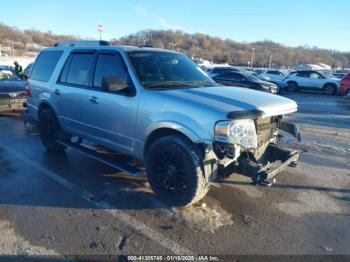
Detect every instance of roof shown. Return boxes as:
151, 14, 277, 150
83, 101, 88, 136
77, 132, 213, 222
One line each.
46, 41, 179, 54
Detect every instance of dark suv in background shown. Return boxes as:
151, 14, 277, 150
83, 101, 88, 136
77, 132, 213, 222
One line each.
213, 71, 278, 94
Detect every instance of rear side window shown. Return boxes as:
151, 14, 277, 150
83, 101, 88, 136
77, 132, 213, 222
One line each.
296, 72, 308, 77
217, 72, 233, 79
30, 51, 63, 82
60, 53, 95, 86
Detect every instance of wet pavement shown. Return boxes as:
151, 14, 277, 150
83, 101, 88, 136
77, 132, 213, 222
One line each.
0, 93, 349, 259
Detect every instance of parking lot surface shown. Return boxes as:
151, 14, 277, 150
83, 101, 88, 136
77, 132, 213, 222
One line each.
0, 93, 349, 259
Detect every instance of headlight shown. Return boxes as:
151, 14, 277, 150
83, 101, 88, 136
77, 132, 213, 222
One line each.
215, 119, 257, 148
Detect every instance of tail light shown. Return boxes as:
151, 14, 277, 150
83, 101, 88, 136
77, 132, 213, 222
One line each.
24, 80, 32, 97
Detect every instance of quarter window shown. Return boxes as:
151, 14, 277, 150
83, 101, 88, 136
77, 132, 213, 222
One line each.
30, 51, 63, 82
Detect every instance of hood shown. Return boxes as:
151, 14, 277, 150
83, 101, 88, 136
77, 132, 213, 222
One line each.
255, 79, 276, 86
0, 80, 25, 93
160, 86, 297, 118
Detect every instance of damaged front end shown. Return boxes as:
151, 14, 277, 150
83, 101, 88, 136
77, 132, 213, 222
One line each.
214, 112, 300, 185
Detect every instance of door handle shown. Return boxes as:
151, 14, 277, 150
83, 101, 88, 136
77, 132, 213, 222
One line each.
89, 96, 98, 104
53, 89, 60, 95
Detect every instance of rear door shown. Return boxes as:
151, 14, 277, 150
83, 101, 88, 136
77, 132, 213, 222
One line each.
54, 50, 96, 136
81, 50, 138, 155
294, 71, 309, 87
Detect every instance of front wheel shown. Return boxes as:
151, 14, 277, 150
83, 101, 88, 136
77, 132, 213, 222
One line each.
39, 109, 67, 152
146, 135, 210, 207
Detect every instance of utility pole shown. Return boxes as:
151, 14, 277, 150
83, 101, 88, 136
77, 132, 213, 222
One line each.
11, 40, 15, 61
0, 32, 2, 57
268, 54, 272, 68
97, 24, 104, 41
251, 48, 255, 68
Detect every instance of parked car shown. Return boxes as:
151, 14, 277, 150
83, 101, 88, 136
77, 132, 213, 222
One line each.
24, 41, 300, 207
254, 73, 287, 92
332, 72, 346, 79
339, 72, 350, 95
213, 71, 279, 94
260, 69, 286, 82
284, 70, 340, 95
0, 65, 26, 112
207, 66, 245, 78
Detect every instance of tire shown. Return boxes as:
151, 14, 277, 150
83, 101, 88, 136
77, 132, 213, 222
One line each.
288, 82, 299, 92
38, 109, 67, 152
323, 84, 337, 95
146, 135, 210, 207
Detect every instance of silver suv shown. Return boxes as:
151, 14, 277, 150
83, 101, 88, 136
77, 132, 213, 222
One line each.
284, 70, 340, 95
24, 41, 300, 207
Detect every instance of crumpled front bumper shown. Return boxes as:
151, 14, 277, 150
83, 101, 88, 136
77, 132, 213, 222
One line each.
235, 143, 299, 183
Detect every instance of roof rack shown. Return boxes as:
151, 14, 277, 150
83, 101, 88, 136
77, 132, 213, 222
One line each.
53, 40, 110, 47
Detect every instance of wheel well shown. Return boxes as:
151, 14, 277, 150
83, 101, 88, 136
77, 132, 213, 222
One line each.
144, 128, 199, 158
287, 80, 297, 85
38, 102, 52, 118
323, 82, 337, 89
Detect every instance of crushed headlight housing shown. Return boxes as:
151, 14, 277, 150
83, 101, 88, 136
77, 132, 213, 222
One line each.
215, 119, 257, 149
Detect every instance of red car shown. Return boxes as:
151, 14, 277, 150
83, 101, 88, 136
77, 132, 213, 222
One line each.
339, 72, 350, 95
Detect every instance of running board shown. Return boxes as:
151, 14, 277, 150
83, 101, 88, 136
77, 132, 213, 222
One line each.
58, 141, 142, 176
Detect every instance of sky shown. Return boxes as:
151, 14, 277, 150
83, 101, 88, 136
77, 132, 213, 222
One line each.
1, 0, 349, 51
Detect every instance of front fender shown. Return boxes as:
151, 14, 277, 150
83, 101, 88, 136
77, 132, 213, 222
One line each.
145, 121, 201, 144
144, 111, 214, 144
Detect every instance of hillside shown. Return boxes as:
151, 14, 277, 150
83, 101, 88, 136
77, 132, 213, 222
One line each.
0, 23, 79, 55
1, 23, 349, 68
115, 30, 350, 68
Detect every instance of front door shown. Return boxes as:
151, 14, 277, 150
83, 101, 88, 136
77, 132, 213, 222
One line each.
82, 51, 139, 155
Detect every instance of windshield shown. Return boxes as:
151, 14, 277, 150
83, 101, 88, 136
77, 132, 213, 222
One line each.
127, 51, 218, 89
323, 72, 335, 78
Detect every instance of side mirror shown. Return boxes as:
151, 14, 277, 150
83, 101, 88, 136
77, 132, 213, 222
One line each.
101, 76, 128, 93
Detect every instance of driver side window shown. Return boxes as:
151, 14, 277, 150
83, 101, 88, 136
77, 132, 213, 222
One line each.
309, 72, 321, 79
232, 73, 243, 81
93, 54, 128, 88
